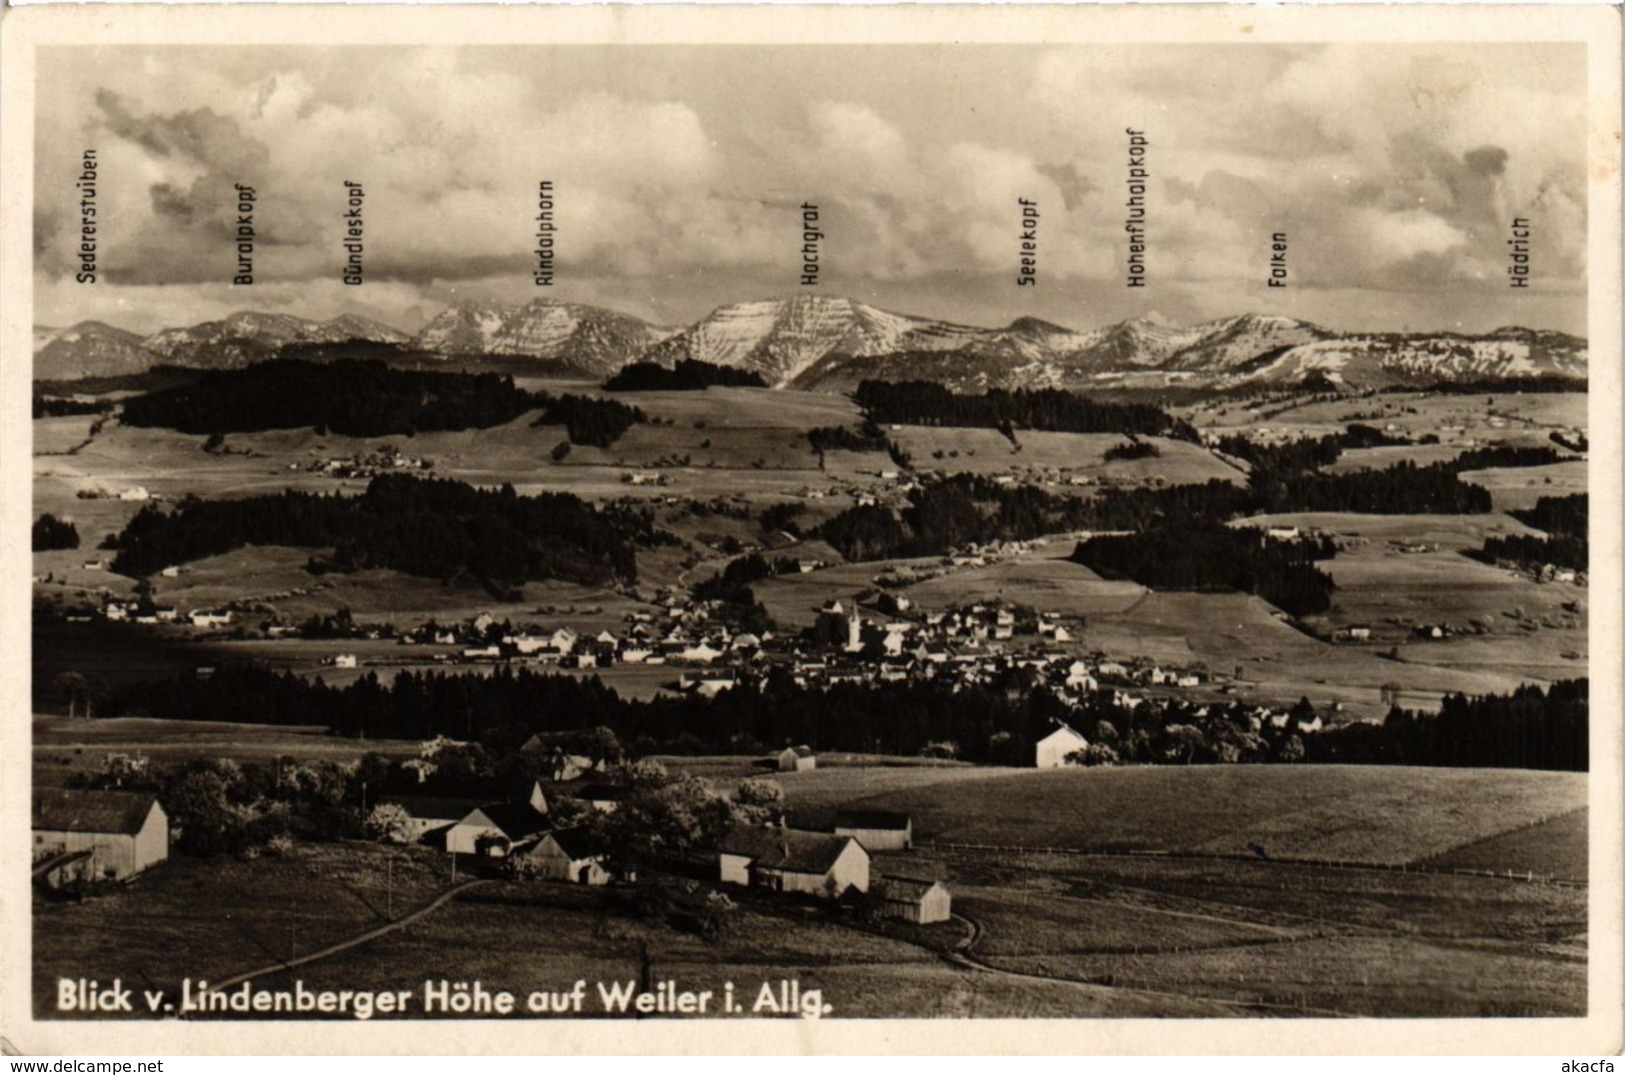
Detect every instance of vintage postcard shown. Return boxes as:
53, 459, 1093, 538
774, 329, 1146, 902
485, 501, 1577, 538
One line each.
2, 2, 1620, 1056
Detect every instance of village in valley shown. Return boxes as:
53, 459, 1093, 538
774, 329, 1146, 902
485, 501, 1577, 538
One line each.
31, 342, 1592, 1019
24, 30, 1601, 1027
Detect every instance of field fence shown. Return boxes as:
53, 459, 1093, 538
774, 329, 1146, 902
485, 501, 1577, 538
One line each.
915, 839, 1586, 888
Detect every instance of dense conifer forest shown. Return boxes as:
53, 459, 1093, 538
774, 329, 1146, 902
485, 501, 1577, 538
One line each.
853, 381, 1200, 441
1071, 527, 1337, 617
603, 359, 767, 391
531, 394, 645, 447
107, 474, 662, 587
1469, 493, 1589, 571
120, 360, 543, 437
101, 662, 1587, 771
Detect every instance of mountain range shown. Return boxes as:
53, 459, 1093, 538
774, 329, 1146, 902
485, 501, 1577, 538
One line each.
32, 295, 1588, 392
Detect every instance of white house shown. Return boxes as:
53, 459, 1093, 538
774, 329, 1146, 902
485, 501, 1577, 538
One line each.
1064, 661, 1098, 691
678, 641, 722, 664
33, 790, 168, 886
1035, 722, 1089, 769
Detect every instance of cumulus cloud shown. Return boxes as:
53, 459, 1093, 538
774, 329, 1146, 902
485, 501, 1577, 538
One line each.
31, 42, 1589, 336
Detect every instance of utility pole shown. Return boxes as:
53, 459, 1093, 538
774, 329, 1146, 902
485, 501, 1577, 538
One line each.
386, 857, 393, 920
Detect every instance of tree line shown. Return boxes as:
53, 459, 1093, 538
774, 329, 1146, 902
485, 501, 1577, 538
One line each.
812, 449, 1512, 569
532, 394, 645, 447
852, 381, 1199, 441
1469, 493, 1588, 571
603, 359, 767, 391
108, 473, 660, 588
34, 396, 110, 418
102, 663, 1587, 772
807, 422, 889, 454
1306, 681, 1587, 771
1072, 527, 1337, 617
32, 513, 80, 551
120, 359, 546, 437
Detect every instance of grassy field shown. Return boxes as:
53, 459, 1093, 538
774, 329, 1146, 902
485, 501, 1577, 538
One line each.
32, 762, 1587, 1019
1459, 462, 1589, 512
890, 428, 1245, 486
780, 763, 1586, 868
237, 880, 1225, 1019
1420, 809, 1589, 881
33, 716, 423, 783
32, 842, 452, 1016
1235, 511, 1586, 702
901, 556, 1146, 619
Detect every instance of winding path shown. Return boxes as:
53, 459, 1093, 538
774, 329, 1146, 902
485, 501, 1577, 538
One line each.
201, 878, 494, 996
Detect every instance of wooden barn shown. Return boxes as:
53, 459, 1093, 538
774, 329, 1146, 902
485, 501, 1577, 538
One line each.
776, 745, 817, 773
377, 795, 486, 844
873, 876, 952, 924
519, 828, 615, 885
383, 782, 546, 846
833, 810, 913, 851
1034, 721, 1089, 769
33, 789, 168, 886
718, 826, 869, 898
445, 798, 550, 857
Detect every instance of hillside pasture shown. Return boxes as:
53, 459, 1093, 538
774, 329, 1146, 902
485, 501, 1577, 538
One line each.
1015, 432, 1246, 485
241, 879, 1220, 1019
750, 558, 942, 629
1459, 462, 1589, 512
33, 415, 100, 455
782, 764, 1586, 868
887, 427, 1021, 474
900, 556, 1146, 619
32, 842, 451, 1017
1420, 810, 1588, 882
892, 427, 1245, 486
33, 715, 422, 777
1065, 591, 1509, 716
1239, 511, 1589, 685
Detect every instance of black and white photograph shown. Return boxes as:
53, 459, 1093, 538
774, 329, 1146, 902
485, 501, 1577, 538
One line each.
4, 2, 1621, 1055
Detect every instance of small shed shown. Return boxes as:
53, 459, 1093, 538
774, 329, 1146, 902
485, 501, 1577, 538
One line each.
833, 810, 913, 851
873, 876, 952, 924
33, 789, 168, 886
777, 745, 817, 773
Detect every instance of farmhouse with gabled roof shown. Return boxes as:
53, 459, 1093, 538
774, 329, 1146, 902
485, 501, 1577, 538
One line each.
33, 789, 168, 886
1035, 720, 1089, 769
833, 809, 913, 851
717, 826, 869, 898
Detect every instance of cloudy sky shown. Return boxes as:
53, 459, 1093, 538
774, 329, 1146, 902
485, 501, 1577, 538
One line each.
34, 42, 1588, 337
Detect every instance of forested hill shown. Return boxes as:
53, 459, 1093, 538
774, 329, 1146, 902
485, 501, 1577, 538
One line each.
119, 359, 542, 437
853, 381, 1199, 441
604, 359, 767, 391
108, 474, 666, 589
